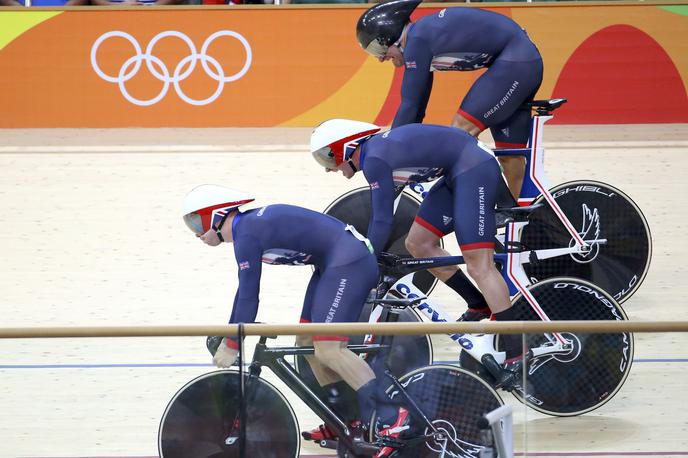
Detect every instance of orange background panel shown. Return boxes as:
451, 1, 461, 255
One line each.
0, 4, 686, 128
512, 4, 688, 124
0, 9, 367, 127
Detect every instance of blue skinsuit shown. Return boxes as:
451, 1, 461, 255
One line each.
360, 124, 502, 255
225, 204, 378, 347
394, 7, 543, 146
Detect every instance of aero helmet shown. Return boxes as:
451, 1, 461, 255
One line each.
356, 0, 422, 58
182, 184, 254, 235
310, 119, 381, 169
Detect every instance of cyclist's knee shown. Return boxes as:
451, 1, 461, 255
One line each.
464, 251, 495, 281
466, 263, 488, 282
405, 226, 440, 257
451, 113, 481, 137
404, 234, 423, 257
295, 334, 312, 347
313, 339, 347, 364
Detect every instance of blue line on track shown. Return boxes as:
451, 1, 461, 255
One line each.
0, 363, 214, 369
0, 358, 686, 369
21, 453, 688, 458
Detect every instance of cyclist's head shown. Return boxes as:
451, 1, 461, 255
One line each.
310, 119, 381, 170
356, 0, 421, 59
182, 184, 255, 236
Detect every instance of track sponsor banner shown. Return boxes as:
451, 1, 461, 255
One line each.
0, 5, 686, 127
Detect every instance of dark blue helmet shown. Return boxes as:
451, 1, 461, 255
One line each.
356, 0, 422, 58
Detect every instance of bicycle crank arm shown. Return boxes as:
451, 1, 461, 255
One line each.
522, 239, 607, 263
351, 438, 382, 455
530, 343, 574, 359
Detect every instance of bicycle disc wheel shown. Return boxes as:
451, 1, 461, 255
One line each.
324, 186, 439, 296
371, 365, 503, 457
159, 370, 300, 458
508, 277, 634, 416
522, 180, 651, 304
294, 303, 433, 422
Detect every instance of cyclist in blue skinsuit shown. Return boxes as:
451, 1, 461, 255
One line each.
182, 184, 406, 458
356, 0, 542, 322
357, 0, 542, 196
310, 120, 524, 366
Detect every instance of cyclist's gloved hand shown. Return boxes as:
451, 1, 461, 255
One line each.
213, 338, 239, 368
377, 252, 400, 268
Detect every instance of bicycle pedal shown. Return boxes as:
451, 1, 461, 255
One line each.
480, 354, 518, 390
319, 439, 338, 449
376, 436, 405, 448
480, 354, 503, 380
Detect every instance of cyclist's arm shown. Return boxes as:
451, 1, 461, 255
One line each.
392, 38, 434, 128
363, 156, 396, 255
226, 241, 263, 348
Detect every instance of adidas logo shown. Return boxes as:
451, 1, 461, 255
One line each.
501, 128, 510, 137
442, 215, 453, 226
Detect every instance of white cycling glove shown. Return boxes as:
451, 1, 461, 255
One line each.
213, 338, 239, 368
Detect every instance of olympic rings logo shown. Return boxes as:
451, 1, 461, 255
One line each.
90, 30, 252, 106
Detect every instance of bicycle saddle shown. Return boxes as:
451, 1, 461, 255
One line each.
495, 203, 544, 226
527, 98, 568, 114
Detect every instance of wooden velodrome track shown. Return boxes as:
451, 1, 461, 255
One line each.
0, 124, 687, 458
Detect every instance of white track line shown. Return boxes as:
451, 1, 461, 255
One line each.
0, 141, 686, 154
0, 144, 310, 153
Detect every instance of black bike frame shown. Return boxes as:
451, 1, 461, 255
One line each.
242, 337, 384, 454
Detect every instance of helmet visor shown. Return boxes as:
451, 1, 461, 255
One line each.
183, 211, 204, 236
183, 207, 233, 236
364, 39, 388, 59
312, 146, 337, 169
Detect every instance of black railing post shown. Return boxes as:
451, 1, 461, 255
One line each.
238, 323, 246, 458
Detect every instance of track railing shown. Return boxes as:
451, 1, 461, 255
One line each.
1, 320, 688, 338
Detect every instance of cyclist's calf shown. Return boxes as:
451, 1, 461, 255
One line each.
296, 335, 341, 386
463, 249, 511, 314
313, 340, 375, 391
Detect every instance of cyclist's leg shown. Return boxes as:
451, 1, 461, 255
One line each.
299, 270, 361, 442
490, 106, 530, 201
298, 269, 343, 387
452, 159, 522, 360
309, 253, 382, 426
407, 177, 455, 280
408, 178, 489, 317
456, 58, 543, 198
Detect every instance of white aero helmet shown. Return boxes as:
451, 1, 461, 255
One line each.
310, 119, 381, 169
182, 184, 255, 235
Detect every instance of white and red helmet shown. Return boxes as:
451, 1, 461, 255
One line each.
182, 184, 255, 235
310, 119, 381, 169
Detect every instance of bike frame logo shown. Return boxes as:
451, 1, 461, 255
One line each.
90, 30, 252, 106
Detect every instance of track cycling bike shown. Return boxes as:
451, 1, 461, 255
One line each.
324, 99, 652, 304
158, 204, 634, 457
158, 308, 507, 458
298, 203, 633, 425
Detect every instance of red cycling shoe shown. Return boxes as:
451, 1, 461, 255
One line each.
301, 420, 362, 442
301, 423, 338, 442
374, 407, 410, 458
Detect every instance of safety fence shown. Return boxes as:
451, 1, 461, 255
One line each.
1, 320, 688, 337
1, 320, 687, 458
